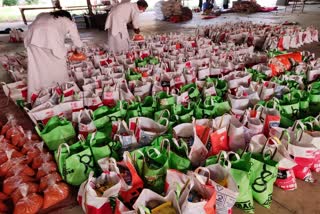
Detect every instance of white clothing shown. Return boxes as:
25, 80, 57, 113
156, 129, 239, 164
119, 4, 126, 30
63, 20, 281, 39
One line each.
27, 45, 69, 102
24, 13, 82, 59
24, 13, 82, 102
105, 2, 141, 52
107, 31, 129, 53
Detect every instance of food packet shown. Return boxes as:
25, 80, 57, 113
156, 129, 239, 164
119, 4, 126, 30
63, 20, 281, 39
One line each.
0, 156, 28, 176
14, 191, 43, 214
32, 152, 53, 169
39, 172, 62, 191
1, 114, 15, 136
11, 183, 39, 204
3, 175, 36, 195
0, 146, 24, 165
6, 163, 36, 178
43, 182, 70, 209
36, 161, 57, 179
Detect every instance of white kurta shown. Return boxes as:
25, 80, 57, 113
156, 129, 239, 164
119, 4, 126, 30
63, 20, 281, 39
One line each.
105, 2, 141, 53
24, 13, 82, 102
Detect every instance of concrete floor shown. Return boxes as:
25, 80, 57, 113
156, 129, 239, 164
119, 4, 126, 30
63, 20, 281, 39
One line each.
1, 4, 320, 214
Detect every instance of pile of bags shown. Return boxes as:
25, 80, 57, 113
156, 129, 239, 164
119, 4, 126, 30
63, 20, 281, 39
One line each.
154, 0, 192, 23
0, 115, 70, 214
1, 22, 320, 214
196, 22, 319, 50
231, 1, 261, 13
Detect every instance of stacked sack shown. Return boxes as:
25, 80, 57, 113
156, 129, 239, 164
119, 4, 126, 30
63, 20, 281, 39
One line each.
0, 115, 70, 214
154, 0, 192, 23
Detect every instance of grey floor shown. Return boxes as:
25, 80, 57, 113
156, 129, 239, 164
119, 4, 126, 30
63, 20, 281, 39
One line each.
1, 4, 320, 214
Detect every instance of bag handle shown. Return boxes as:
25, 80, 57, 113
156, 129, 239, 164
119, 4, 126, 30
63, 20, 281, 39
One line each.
261, 137, 280, 160
194, 167, 211, 184
279, 129, 291, 147
160, 139, 171, 153
98, 157, 120, 174
56, 143, 71, 181
172, 138, 189, 157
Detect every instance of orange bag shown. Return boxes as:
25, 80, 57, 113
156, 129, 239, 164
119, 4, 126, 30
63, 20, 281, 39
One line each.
269, 52, 302, 76
14, 193, 43, 214
6, 164, 36, 178
69, 52, 86, 61
0, 148, 24, 165
11, 183, 39, 204
43, 182, 69, 209
0, 157, 28, 176
3, 175, 36, 195
39, 172, 62, 191
32, 152, 53, 169
133, 34, 144, 41
36, 161, 57, 179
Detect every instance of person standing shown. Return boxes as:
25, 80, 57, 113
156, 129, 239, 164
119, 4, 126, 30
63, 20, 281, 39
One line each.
24, 10, 83, 103
105, 0, 148, 53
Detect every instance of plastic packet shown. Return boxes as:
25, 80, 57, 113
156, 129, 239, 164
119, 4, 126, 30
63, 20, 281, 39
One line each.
39, 172, 62, 191
6, 163, 36, 178
0, 156, 28, 176
0, 146, 23, 165
43, 182, 69, 209
3, 175, 35, 195
11, 183, 39, 204
14, 191, 43, 214
36, 161, 57, 179
32, 152, 53, 169
11, 126, 25, 147
1, 114, 15, 136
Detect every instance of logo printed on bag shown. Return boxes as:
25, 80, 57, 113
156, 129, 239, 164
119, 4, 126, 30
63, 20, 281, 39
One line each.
252, 164, 273, 193
78, 154, 94, 174
269, 121, 280, 129
235, 201, 254, 211
262, 194, 273, 207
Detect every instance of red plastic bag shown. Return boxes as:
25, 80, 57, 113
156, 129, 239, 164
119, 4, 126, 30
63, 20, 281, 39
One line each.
0, 157, 28, 176
0, 147, 24, 165
269, 52, 302, 76
32, 152, 53, 169
36, 161, 57, 179
11, 183, 39, 204
6, 164, 36, 178
43, 182, 70, 209
14, 193, 43, 214
208, 127, 229, 157
3, 175, 36, 195
39, 172, 62, 191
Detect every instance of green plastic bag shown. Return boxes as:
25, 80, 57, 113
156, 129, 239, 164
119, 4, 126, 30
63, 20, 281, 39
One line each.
171, 103, 194, 123
309, 81, 320, 114
246, 68, 267, 82
212, 96, 231, 117
206, 78, 228, 97
36, 116, 76, 151
139, 96, 156, 118
194, 98, 215, 119
133, 147, 169, 194
250, 152, 279, 208
55, 141, 95, 186
155, 91, 176, 110
180, 83, 200, 102
205, 151, 254, 213
127, 68, 142, 81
